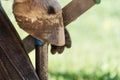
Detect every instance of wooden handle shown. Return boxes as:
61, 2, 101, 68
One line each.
35, 43, 48, 80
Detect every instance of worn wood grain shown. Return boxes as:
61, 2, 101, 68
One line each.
0, 3, 39, 80
0, 47, 23, 80
0, 59, 12, 80
63, 0, 95, 26
22, 0, 95, 53
22, 35, 34, 53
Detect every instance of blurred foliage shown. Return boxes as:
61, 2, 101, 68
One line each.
1, 0, 120, 80
49, 69, 120, 80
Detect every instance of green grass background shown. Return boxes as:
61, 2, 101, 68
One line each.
1, 0, 120, 80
